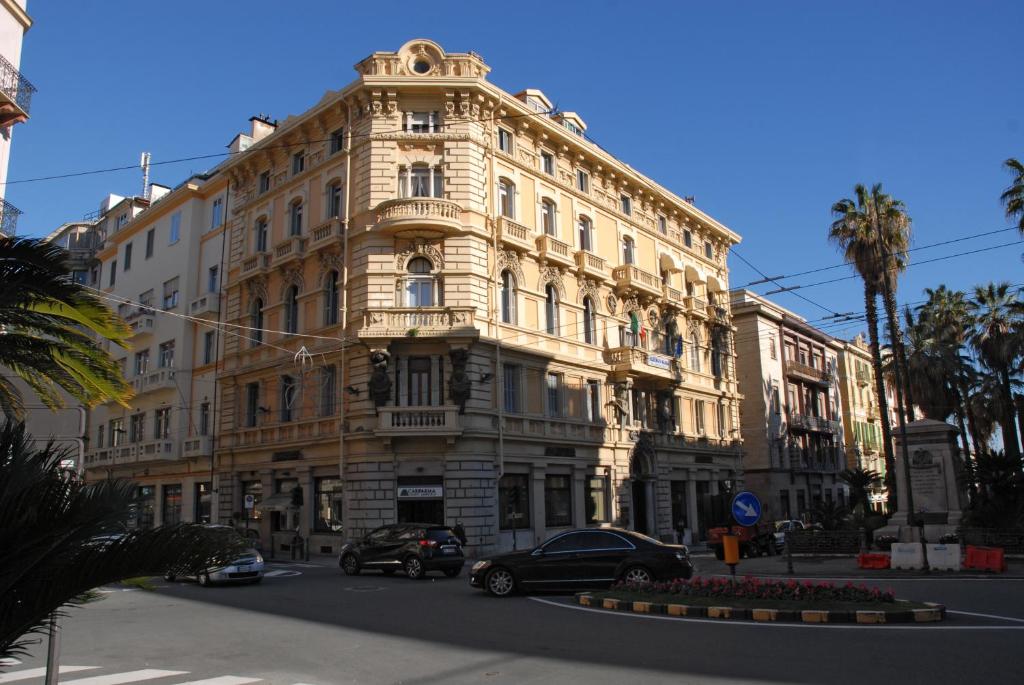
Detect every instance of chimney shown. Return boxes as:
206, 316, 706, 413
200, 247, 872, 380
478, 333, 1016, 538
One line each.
149, 183, 171, 203
250, 114, 277, 141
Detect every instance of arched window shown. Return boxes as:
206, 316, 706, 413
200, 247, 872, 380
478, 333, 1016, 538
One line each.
404, 257, 435, 307
250, 298, 264, 347
544, 284, 559, 335
327, 182, 343, 218
254, 217, 268, 253
541, 199, 556, 236
711, 337, 723, 377
690, 332, 701, 372
284, 286, 299, 333
289, 201, 303, 237
500, 270, 516, 324
578, 215, 593, 251
621, 236, 635, 265
498, 179, 515, 219
323, 270, 339, 325
583, 296, 596, 345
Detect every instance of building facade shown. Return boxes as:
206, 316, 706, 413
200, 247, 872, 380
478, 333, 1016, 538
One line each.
82, 179, 228, 529
731, 290, 847, 521
213, 40, 744, 556
0, 0, 33, 235
836, 335, 887, 510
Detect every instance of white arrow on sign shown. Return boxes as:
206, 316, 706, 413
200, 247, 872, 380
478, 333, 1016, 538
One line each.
735, 500, 758, 518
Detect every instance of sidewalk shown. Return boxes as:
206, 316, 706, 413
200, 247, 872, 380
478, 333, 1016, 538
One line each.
692, 553, 1024, 579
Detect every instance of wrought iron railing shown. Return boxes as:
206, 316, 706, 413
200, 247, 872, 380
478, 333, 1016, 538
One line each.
0, 198, 22, 235
958, 528, 1024, 554
786, 530, 861, 555
0, 53, 35, 115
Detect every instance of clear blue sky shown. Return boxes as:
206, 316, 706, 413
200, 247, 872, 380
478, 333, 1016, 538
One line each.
10, 0, 1023, 331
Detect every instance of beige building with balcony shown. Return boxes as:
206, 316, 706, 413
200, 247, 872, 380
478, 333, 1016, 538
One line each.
731, 290, 848, 521
214, 40, 744, 556
82, 178, 228, 529
0, 0, 33, 235
836, 335, 887, 510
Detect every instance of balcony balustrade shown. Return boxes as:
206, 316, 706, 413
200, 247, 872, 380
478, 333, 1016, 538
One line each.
375, 405, 462, 444
606, 345, 681, 383
183, 435, 212, 459
189, 294, 219, 317
535, 234, 574, 268
497, 217, 533, 252
124, 308, 156, 338
0, 53, 35, 126
684, 295, 707, 318
240, 252, 272, 278
662, 283, 683, 306
611, 264, 662, 298
357, 307, 477, 340
375, 197, 462, 236
273, 235, 307, 266
309, 218, 344, 247
788, 413, 840, 434
574, 250, 608, 282
786, 360, 830, 385
132, 368, 177, 395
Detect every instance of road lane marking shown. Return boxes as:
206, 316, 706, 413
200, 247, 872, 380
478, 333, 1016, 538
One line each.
173, 677, 262, 685
263, 570, 302, 578
527, 597, 1024, 630
0, 666, 98, 682
947, 610, 1024, 623
62, 669, 189, 684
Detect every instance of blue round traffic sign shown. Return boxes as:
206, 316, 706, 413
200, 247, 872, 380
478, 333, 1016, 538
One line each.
731, 491, 762, 527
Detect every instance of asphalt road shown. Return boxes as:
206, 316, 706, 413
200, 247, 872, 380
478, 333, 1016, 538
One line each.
6, 557, 1024, 685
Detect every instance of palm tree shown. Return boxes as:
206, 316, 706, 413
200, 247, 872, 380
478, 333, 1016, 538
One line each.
0, 236, 132, 419
840, 467, 882, 515
830, 185, 901, 508
969, 283, 1023, 461
1001, 158, 1024, 235
0, 422, 246, 661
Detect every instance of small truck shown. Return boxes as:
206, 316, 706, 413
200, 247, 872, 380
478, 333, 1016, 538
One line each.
708, 521, 778, 560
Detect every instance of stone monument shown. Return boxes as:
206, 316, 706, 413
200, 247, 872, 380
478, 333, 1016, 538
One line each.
882, 419, 968, 542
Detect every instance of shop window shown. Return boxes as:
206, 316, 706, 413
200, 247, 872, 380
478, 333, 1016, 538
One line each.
499, 474, 530, 530
544, 475, 572, 527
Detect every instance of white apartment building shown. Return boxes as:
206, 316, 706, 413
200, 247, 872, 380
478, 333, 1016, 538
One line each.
0, 0, 33, 235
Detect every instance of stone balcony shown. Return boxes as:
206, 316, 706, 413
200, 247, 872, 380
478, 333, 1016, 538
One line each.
684, 295, 707, 319
788, 413, 841, 434
132, 368, 178, 395
536, 234, 574, 269
309, 218, 344, 248
124, 308, 156, 339
230, 417, 340, 450
662, 283, 683, 307
357, 307, 478, 341
0, 53, 35, 127
375, 405, 462, 444
706, 302, 729, 323
502, 415, 606, 444
189, 294, 219, 317
375, 197, 462, 237
498, 217, 533, 252
574, 250, 608, 282
612, 265, 662, 298
786, 360, 830, 386
606, 345, 681, 383
182, 435, 212, 459
273, 235, 308, 266
240, 252, 272, 279
135, 438, 178, 463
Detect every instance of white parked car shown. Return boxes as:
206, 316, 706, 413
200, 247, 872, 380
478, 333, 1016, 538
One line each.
773, 520, 808, 549
164, 525, 264, 586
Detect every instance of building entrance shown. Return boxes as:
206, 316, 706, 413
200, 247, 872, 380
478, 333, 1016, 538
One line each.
396, 477, 444, 525
631, 480, 649, 535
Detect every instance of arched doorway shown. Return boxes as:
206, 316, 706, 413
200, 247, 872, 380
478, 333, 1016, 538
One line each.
630, 436, 656, 535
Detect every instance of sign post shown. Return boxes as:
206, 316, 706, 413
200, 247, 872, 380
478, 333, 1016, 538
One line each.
725, 491, 763, 582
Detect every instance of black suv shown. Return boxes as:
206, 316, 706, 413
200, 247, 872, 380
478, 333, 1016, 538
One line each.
339, 523, 465, 579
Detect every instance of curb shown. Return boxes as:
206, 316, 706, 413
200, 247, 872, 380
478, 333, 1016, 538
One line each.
576, 594, 946, 624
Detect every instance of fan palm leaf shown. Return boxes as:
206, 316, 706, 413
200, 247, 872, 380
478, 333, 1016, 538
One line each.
1001, 158, 1024, 235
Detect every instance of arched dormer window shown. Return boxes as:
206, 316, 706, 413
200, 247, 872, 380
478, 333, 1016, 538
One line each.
289, 200, 303, 237
323, 270, 339, 325
250, 298, 264, 347
578, 215, 593, 251
621, 235, 635, 265
544, 284, 559, 335
404, 256, 436, 307
583, 296, 596, 345
500, 270, 517, 324
284, 285, 300, 333
254, 217, 268, 253
498, 178, 515, 219
541, 199, 556, 236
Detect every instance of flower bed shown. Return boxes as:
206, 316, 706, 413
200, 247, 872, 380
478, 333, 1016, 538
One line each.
613, 576, 897, 604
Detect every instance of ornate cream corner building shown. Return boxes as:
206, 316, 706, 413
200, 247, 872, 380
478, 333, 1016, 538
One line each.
215, 40, 744, 555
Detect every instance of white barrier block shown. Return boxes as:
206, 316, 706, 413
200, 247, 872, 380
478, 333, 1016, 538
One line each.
890, 542, 924, 570
926, 543, 961, 571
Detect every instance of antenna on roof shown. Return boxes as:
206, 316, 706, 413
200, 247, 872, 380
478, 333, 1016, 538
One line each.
140, 152, 151, 200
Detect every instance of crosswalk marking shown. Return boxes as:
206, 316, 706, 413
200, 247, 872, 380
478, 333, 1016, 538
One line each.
0, 666, 98, 683
63, 669, 188, 684
173, 677, 262, 685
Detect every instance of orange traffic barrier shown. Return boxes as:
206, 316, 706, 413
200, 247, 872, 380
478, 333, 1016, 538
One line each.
963, 545, 1007, 573
857, 553, 891, 569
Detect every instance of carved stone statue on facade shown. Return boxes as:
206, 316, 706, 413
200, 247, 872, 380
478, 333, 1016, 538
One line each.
656, 390, 673, 432
448, 348, 472, 413
368, 349, 391, 409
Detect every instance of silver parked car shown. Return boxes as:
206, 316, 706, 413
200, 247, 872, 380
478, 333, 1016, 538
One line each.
164, 525, 265, 586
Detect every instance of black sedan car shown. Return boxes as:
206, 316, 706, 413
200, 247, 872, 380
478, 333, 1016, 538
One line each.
470, 528, 693, 597
338, 523, 465, 579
